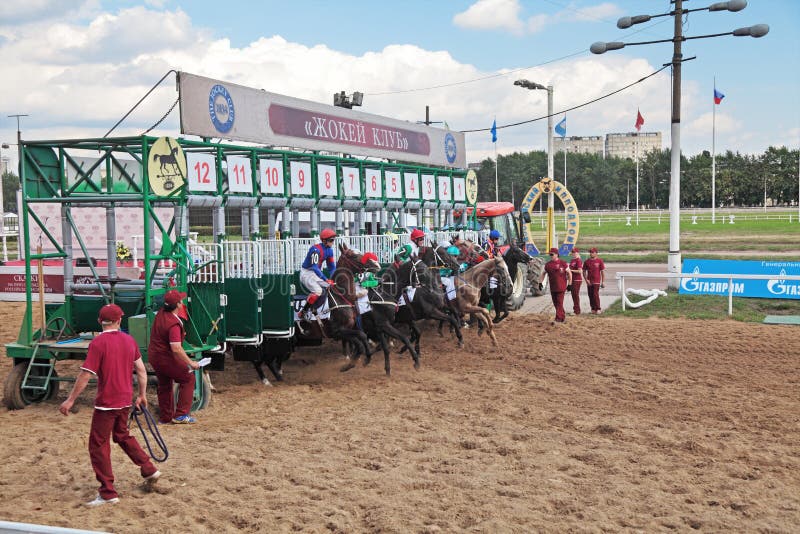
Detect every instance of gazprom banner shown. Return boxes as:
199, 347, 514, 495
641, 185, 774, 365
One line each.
680, 259, 800, 299
177, 72, 466, 168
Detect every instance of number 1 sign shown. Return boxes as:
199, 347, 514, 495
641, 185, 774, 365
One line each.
226, 155, 253, 193
186, 153, 217, 192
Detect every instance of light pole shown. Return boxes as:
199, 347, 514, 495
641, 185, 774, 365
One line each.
590, 0, 768, 289
514, 79, 556, 250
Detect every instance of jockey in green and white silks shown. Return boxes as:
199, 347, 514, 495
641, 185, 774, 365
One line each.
394, 228, 426, 264
440, 245, 460, 301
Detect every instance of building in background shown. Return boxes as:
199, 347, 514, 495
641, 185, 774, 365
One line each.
552, 135, 604, 155
0, 157, 8, 176
604, 132, 662, 160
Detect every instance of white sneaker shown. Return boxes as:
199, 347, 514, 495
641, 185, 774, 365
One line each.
144, 470, 161, 487
86, 494, 120, 506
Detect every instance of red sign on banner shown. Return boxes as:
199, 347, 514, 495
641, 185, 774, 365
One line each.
269, 104, 431, 157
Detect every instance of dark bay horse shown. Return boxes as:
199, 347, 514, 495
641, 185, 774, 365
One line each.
482, 243, 532, 323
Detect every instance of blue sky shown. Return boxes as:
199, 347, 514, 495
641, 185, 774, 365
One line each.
0, 0, 797, 166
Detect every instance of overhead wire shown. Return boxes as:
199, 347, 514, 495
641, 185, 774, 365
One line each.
459, 63, 670, 133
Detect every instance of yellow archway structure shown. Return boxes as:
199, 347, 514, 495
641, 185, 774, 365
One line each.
519, 177, 580, 255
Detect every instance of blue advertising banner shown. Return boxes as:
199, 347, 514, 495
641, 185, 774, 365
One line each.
680, 259, 800, 299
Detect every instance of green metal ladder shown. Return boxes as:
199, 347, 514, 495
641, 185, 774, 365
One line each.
20, 343, 56, 394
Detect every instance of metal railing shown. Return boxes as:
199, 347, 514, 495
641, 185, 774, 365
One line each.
188, 243, 224, 283
221, 241, 262, 279
615, 271, 800, 315
257, 239, 296, 274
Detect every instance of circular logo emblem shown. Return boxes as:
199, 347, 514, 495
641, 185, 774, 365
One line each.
209, 84, 235, 133
465, 169, 478, 205
444, 133, 457, 164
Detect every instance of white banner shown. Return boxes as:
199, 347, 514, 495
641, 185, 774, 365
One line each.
178, 72, 467, 168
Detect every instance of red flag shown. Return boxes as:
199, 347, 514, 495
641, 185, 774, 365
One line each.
635, 109, 644, 132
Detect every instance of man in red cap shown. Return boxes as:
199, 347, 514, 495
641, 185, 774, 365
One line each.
60, 303, 160, 506
568, 248, 583, 315
148, 289, 200, 424
539, 247, 572, 323
583, 247, 606, 314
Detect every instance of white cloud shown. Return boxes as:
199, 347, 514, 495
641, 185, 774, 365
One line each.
571, 2, 622, 22
453, 0, 525, 35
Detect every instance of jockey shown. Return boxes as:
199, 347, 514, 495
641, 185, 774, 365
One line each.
440, 245, 460, 301
394, 228, 425, 264
482, 229, 501, 258
299, 228, 337, 311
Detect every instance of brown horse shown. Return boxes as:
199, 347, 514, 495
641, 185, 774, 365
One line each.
453, 255, 510, 346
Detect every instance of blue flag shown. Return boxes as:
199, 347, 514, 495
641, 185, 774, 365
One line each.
490, 119, 497, 143
554, 116, 566, 138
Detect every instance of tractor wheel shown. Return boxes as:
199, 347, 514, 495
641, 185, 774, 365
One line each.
174, 369, 212, 412
506, 263, 528, 311
527, 257, 548, 297
3, 362, 60, 410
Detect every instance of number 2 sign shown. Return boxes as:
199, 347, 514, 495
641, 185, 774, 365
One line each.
226, 155, 253, 193
186, 153, 217, 192
438, 176, 452, 201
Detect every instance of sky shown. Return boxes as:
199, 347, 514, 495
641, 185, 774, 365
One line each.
0, 0, 797, 170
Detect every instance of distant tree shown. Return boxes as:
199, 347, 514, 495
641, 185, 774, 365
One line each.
1, 172, 19, 213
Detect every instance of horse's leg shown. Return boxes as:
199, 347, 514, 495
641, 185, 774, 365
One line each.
252, 361, 271, 387
461, 304, 498, 346
377, 331, 391, 376
424, 305, 463, 348
338, 328, 370, 372
382, 322, 419, 370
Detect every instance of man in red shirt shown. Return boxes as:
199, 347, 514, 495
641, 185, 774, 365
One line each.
539, 247, 572, 323
60, 304, 160, 506
583, 247, 606, 314
148, 289, 200, 424
568, 248, 583, 315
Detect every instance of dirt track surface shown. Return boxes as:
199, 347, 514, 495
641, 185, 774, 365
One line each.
1, 302, 799, 533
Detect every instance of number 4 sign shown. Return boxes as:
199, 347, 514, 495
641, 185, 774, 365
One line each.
186, 153, 217, 192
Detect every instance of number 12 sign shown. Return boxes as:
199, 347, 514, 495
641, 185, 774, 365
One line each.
226, 155, 253, 193
186, 153, 217, 192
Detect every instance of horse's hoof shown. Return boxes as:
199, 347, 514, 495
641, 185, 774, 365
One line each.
340, 363, 356, 372
458, 340, 464, 348
262, 378, 273, 387
363, 358, 371, 367
413, 361, 420, 370
385, 369, 391, 376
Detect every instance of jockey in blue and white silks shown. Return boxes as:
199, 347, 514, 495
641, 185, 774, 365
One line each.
299, 228, 337, 306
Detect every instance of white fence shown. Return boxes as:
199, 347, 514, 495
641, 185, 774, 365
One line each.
188, 243, 224, 283
615, 271, 800, 315
221, 241, 262, 279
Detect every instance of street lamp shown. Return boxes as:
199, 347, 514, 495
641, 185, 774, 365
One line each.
514, 79, 556, 250
590, 0, 768, 289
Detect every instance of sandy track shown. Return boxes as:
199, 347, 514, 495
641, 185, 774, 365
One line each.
0, 302, 798, 533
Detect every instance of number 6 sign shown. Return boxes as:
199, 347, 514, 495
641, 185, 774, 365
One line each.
365, 169, 382, 198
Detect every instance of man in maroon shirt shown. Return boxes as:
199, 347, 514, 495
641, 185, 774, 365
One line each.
539, 247, 572, 323
148, 289, 200, 424
60, 304, 160, 506
568, 248, 583, 315
583, 247, 606, 314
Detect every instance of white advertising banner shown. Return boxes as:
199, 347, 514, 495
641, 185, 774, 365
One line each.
178, 72, 467, 168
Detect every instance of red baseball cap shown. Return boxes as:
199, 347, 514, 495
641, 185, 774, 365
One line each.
589, 247, 599, 253
98, 304, 124, 323
164, 289, 187, 306
549, 247, 559, 255
572, 248, 580, 253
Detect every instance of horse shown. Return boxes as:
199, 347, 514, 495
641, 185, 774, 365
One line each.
482, 243, 532, 323
453, 255, 511, 346
383, 256, 464, 356
355, 277, 420, 376
152, 146, 180, 174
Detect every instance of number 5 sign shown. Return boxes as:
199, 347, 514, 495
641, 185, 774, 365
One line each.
186, 153, 217, 192
365, 169, 382, 198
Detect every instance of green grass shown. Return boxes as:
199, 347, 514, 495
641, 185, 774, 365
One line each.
602, 292, 800, 322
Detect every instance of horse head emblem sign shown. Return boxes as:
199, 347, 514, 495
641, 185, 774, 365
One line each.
147, 136, 187, 196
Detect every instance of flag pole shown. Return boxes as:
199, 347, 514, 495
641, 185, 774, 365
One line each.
636, 132, 640, 225
712, 77, 717, 224
494, 120, 499, 202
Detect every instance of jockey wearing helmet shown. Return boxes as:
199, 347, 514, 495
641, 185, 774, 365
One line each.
394, 228, 426, 264
482, 229, 502, 258
299, 228, 337, 307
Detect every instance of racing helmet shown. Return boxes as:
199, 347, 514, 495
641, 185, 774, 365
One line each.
489, 229, 501, 240
410, 228, 425, 241
319, 228, 337, 241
